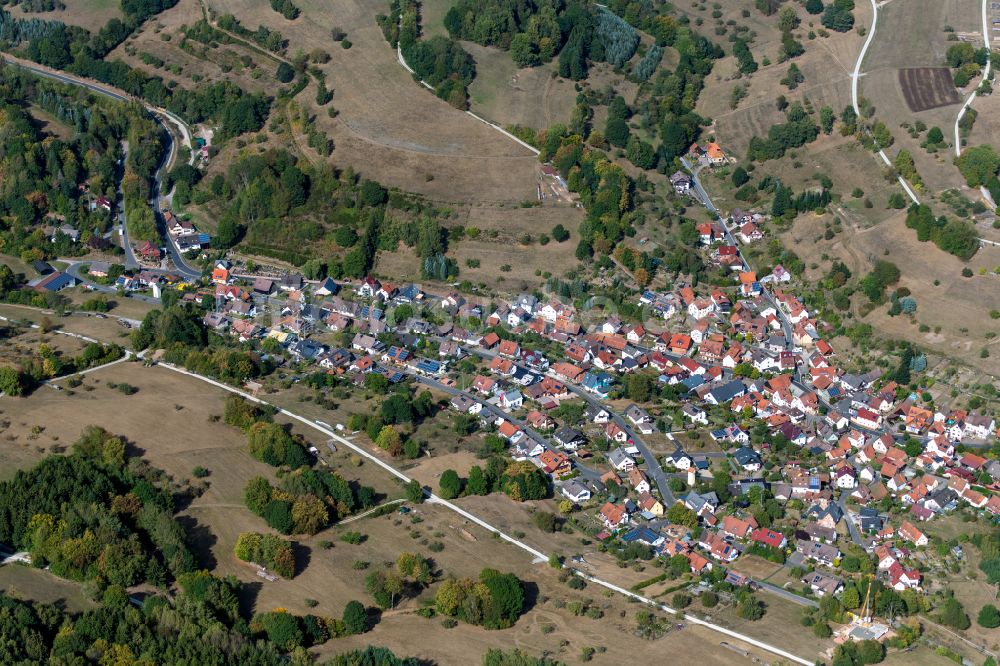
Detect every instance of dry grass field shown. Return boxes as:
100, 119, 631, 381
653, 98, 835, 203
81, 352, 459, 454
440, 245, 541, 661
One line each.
860, 0, 980, 192
7, 0, 121, 31
464, 42, 576, 131
783, 210, 1000, 373
702, 592, 835, 662
374, 202, 585, 288
699, 133, 900, 219
107, 0, 282, 95
965, 83, 1000, 151
200, 0, 539, 204
695, 2, 864, 157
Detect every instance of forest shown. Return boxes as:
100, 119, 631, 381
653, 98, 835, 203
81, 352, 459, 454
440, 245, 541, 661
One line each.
904, 203, 980, 260
0, 581, 421, 663
0, 426, 195, 586
0, 7, 271, 135
379, 0, 475, 108
192, 148, 455, 276
0, 67, 161, 259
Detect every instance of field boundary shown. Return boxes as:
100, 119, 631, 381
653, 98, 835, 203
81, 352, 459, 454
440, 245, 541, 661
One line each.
954, 0, 992, 158
394, 21, 540, 157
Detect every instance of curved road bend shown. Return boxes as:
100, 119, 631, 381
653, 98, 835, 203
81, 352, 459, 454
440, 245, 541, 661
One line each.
2, 55, 202, 279
152, 360, 813, 666
954, 0, 992, 157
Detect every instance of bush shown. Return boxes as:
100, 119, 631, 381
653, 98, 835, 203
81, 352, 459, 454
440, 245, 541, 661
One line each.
343, 600, 367, 634
234, 532, 296, 578
276, 62, 295, 83
978, 604, 1000, 628
340, 531, 366, 545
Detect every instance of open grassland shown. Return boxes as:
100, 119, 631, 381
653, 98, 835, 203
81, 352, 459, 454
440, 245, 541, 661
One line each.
702, 592, 834, 662
695, 2, 863, 157
28, 104, 75, 140
861, 0, 980, 192
375, 203, 585, 288
418, 0, 451, 38
784, 210, 1000, 373
463, 42, 576, 131
0, 360, 804, 666
7, 0, 121, 32
966, 84, 1000, 150
107, 0, 283, 94
0, 565, 97, 613
203, 0, 539, 203
699, 134, 899, 220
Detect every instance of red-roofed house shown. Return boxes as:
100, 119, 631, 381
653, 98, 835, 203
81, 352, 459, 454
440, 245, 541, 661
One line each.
750, 528, 787, 550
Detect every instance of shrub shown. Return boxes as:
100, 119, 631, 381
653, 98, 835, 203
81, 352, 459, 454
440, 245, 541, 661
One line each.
234, 532, 296, 578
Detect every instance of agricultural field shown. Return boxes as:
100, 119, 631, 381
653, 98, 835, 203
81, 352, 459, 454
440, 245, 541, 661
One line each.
860, 0, 981, 192
899, 68, 961, 112
7, 0, 122, 32
201, 0, 540, 204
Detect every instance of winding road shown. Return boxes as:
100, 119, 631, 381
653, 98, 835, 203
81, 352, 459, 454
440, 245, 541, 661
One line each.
1, 54, 202, 279
147, 359, 812, 666
851, 0, 920, 205
850, 0, 1000, 245
954, 0, 992, 159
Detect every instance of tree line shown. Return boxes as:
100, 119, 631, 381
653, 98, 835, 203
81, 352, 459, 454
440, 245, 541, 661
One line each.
0, 8, 271, 136
0, 575, 417, 663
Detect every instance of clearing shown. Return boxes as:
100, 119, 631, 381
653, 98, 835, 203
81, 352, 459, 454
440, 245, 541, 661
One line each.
202, 0, 540, 203
860, 0, 980, 192
7, 0, 121, 32
463, 41, 576, 131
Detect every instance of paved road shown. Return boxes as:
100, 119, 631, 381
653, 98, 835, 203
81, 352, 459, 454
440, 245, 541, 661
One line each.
954, 0, 992, 158
2, 54, 202, 279
150, 359, 812, 666
557, 379, 677, 506
850, 0, 920, 205
838, 489, 865, 547
680, 156, 718, 215
61, 260, 161, 304
454, 341, 676, 502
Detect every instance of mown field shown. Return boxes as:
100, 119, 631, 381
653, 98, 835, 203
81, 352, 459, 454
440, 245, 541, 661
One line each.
7, 0, 121, 31
860, 0, 981, 193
